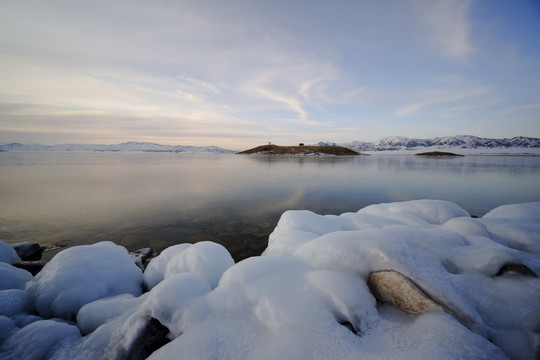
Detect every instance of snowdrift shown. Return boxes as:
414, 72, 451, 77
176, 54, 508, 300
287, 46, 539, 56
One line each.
1, 200, 539, 360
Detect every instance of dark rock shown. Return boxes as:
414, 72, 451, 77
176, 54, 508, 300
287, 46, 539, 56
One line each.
415, 151, 464, 157
496, 263, 537, 277
12, 261, 46, 276
13, 242, 44, 261
130, 248, 154, 271
126, 317, 171, 360
339, 320, 359, 335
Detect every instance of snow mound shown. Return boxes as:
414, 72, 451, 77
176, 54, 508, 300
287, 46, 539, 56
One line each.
144, 241, 234, 290
76, 293, 148, 335
0, 263, 33, 291
0, 290, 29, 317
0, 240, 20, 264
0, 320, 81, 359
25, 241, 143, 320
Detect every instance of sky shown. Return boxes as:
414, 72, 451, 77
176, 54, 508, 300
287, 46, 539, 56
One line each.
1, 0, 539, 149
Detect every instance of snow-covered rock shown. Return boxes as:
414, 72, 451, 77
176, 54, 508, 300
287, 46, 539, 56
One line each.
0, 240, 20, 264
0, 263, 33, 291
0, 320, 81, 360
24, 241, 143, 320
0, 290, 29, 317
144, 241, 234, 290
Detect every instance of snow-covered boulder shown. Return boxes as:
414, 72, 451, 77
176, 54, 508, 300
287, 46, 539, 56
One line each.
262, 200, 540, 360
0, 240, 20, 264
0, 290, 29, 317
0, 320, 81, 360
144, 241, 234, 290
76, 293, 148, 335
24, 241, 143, 320
0, 263, 33, 291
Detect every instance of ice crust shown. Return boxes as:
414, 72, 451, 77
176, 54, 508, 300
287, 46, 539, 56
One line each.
0, 200, 539, 360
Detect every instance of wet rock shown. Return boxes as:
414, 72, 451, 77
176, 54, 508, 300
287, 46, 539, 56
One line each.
12, 242, 44, 261
126, 317, 170, 360
495, 263, 537, 277
12, 261, 46, 276
368, 270, 441, 313
130, 248, 154, 271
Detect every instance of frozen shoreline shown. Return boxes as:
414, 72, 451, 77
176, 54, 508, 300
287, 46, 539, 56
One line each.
1, 199, 540, 359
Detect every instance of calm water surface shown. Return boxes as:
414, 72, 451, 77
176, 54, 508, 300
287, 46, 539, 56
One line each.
1, 152, 539, 261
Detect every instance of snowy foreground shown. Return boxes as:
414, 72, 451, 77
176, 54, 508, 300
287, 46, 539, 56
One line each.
1, 200, 540, 360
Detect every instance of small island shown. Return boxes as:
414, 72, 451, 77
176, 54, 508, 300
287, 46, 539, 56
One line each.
237, 144, 361, 156
415, 151, 464, 157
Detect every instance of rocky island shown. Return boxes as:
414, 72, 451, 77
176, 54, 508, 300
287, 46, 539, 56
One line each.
415, 151, 464, 157
237, 144, 361, 156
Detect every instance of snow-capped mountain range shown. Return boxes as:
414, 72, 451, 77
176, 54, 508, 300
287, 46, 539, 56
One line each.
318, 135, 540, 153
1, 136, 539, 154
0, 141, 235, 153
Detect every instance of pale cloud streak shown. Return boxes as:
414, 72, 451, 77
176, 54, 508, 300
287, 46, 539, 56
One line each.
416, 0, 475, 62
502, 103, 540, 115
395, 86, 492, 116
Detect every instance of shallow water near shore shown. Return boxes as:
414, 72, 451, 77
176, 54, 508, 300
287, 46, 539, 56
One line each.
1, 152, 539, 261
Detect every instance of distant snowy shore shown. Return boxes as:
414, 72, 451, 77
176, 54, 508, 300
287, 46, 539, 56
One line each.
1, 135, 540, 155
0, 142, 235, 153
1, 200, 539, 359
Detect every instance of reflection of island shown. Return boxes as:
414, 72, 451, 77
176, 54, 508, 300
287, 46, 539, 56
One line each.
237, 144, 362, 156
415, 151, 464, 157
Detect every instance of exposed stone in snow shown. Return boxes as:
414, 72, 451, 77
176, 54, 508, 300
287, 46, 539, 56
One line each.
12, 242, 44, 262
368, 271, 441, 313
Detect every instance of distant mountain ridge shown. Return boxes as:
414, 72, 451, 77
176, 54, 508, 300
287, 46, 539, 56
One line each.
0, 141, 235, 153
318, 135, 540, 152
1, 136, 539, 154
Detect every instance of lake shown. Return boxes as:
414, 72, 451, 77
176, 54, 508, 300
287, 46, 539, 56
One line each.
1, 152, 539, 261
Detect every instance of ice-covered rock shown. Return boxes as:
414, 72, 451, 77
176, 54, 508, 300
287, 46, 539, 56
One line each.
0, 320, 81, 360
24, 241, 143, 320
0, 289, 29, 317
12, 242, 44, 261
0, 240, 20, 264
0, 263, 33, 291
0, 316, 16, 347
144, 241, 234, 290
76, 293, 148, 335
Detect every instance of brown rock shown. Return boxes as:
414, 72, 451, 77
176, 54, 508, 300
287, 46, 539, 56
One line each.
368, 270, 440, 313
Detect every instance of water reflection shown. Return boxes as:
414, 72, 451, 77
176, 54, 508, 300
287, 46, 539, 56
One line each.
1, 152, 539, 261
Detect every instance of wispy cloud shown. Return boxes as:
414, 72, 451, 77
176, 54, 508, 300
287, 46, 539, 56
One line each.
502, 103, 540, 115
395, 86, 491, 116
416, 0, 475, 62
